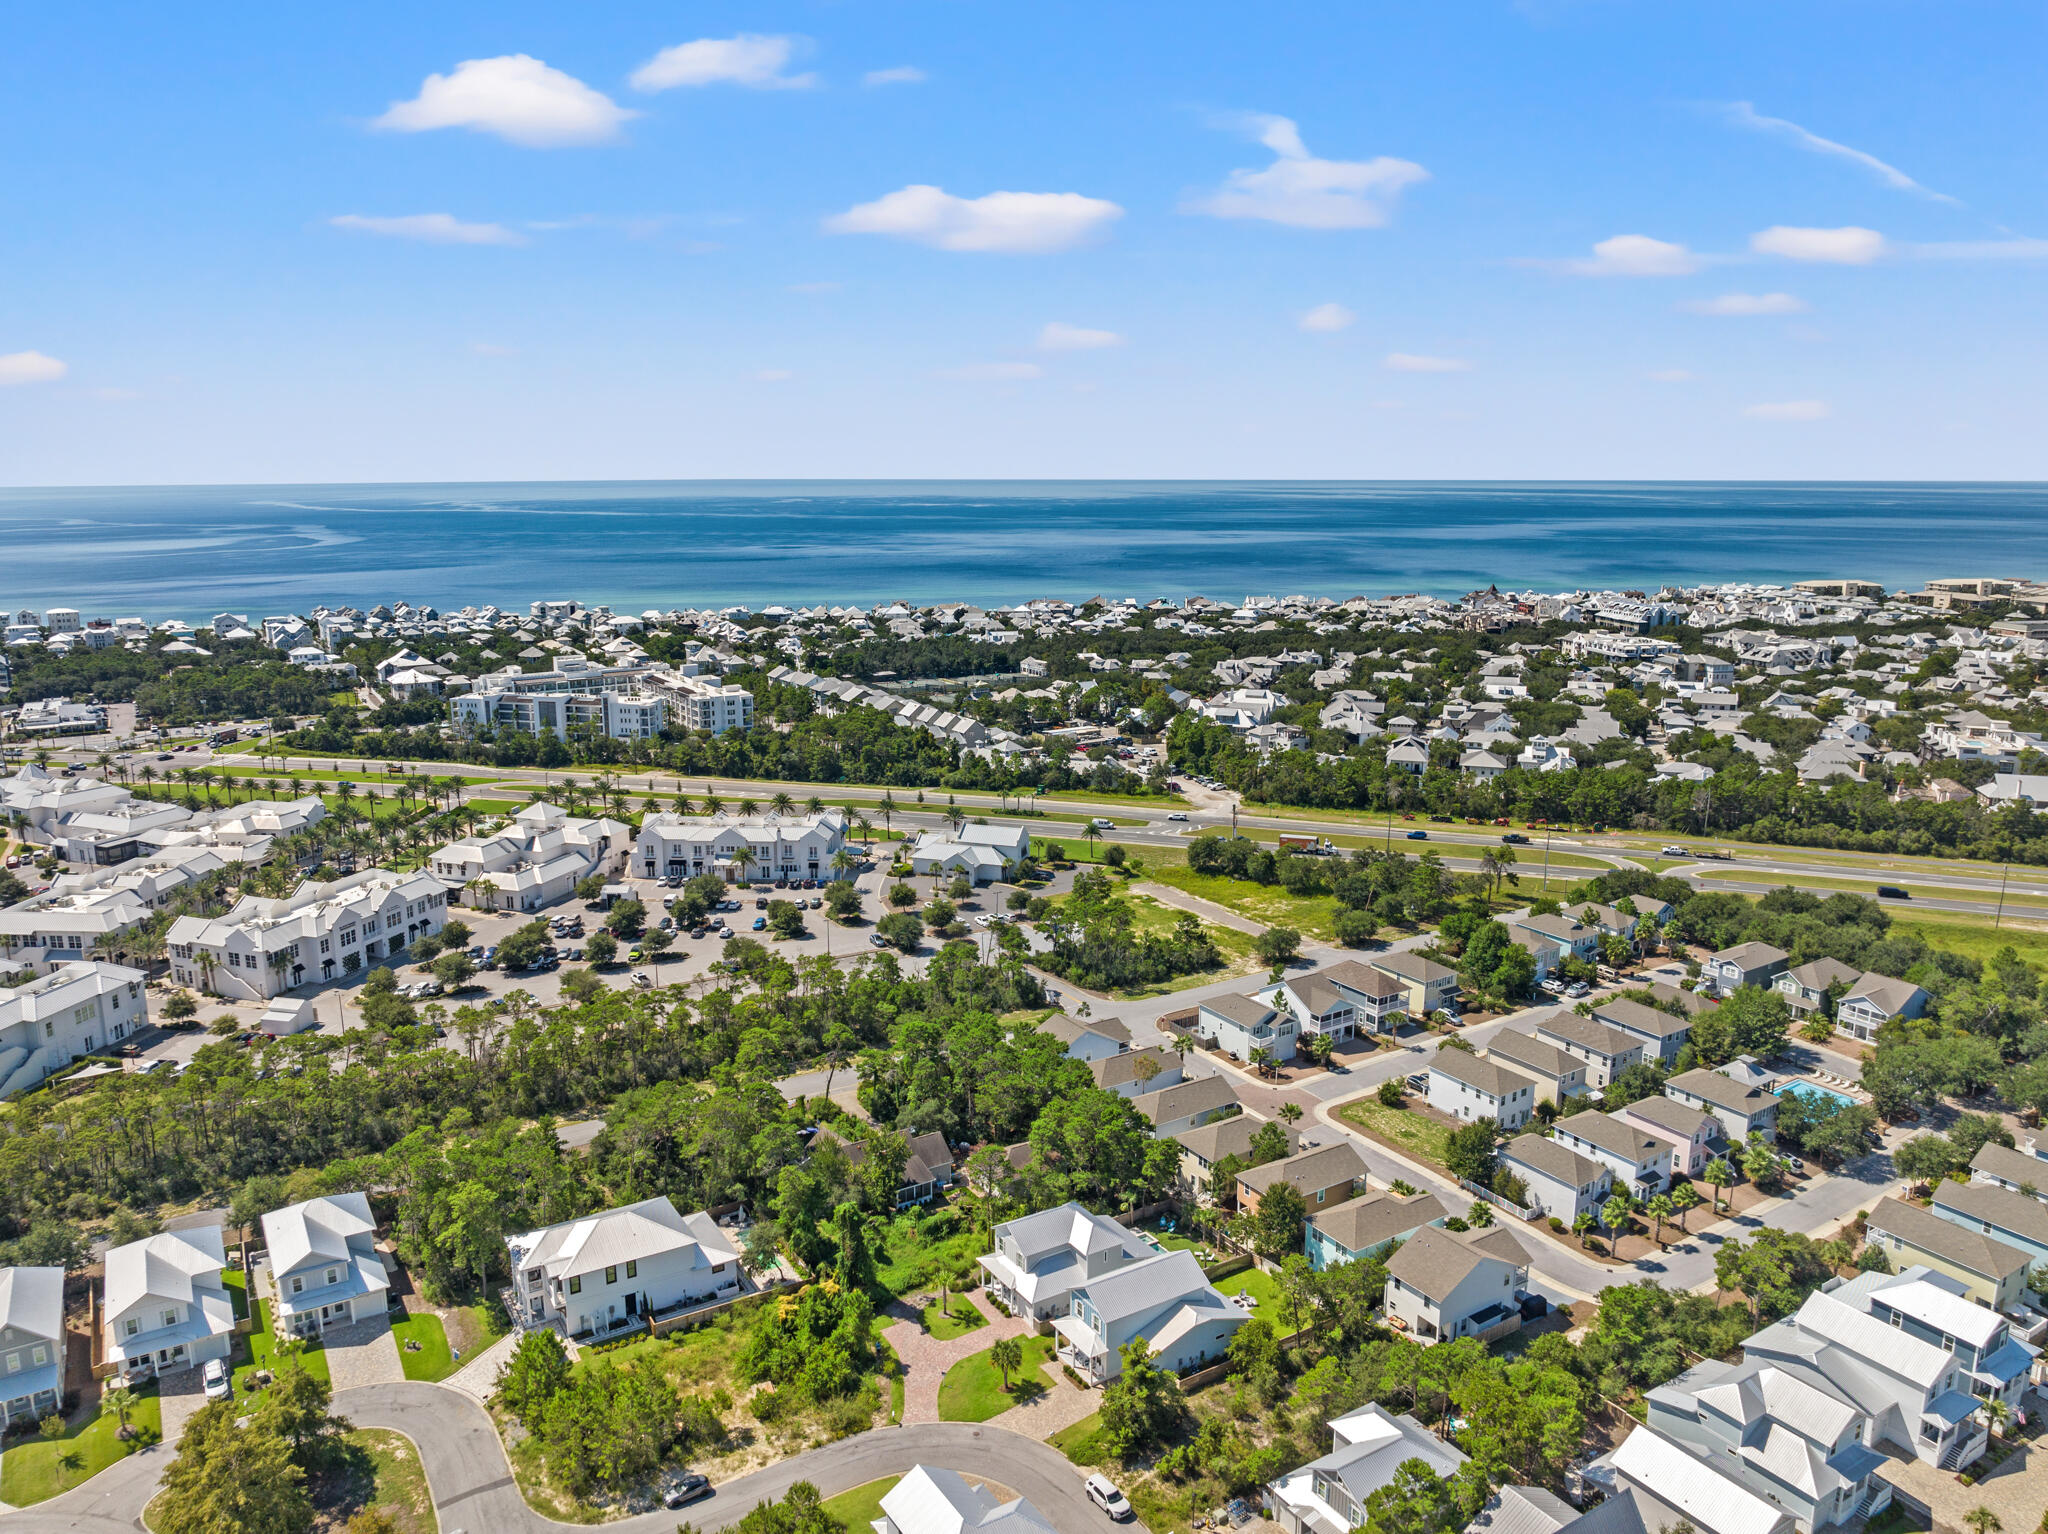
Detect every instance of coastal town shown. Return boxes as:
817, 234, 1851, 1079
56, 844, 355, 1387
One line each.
0, 570, 2043, 1534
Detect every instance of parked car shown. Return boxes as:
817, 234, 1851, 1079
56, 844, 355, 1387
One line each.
752, 917, 767, 931
203, 1357, 231, 1401
1565, 982, 1589, 998
632, 972, 653, 989
1086, 1476, 1133, 1521
662, 1475, 711, 1510
718, 926, 734, 939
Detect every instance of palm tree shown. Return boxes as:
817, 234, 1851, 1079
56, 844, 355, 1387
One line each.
1572, 1209, 1595, 1248
989, 1336, 1023, 1394
853, 814, 873, 848
878, 792, 896, 834
806, 795, 825, 813
1703, 1158, 1734, 1214
704, 791, 725, 814
1645, 1194, 1674, 1244
770, 791, 795, 815
672, 793, 694, 815
731, 846, 757, 886
1670, 1182, 1701, 1230
830, 849, 855, 882
739, 797, 760, 816
1962, 1508, 2001, 1534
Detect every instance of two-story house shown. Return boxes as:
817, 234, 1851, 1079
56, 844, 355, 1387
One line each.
1267, 1404, 1467, 1534
1195, 993, 1298, 1065
1615, 1094, 1720, 1178
1602, 1427, 1797, 1534
816, 1127, 956, 1208
260, 1192, 389, 1338
1384, 1224, 1530, 1346
1482, 1029, 1587, 1105
1511, 913, 1600, 963
1552, 1111, 1671, 1198
0, 1267, 66, 1428
1235, 1143, 1367, 1216
506, 1196, 743, 1340
1039, 1014, 1131, 1061
1255, 974, 1360, 1044
1833, 975, 1930, 1044
1589, 998, 1694, 1064
1132, 1075, 1240, 1138
1703, 942, 1790, 997
1531, 1011, 1644, 1088
102, 1224, 234, 1382
1172, 1117, 1293, 1204
1665, 1067, 1781, 1142
1317, 960, 1411, 1036
1304, 1192, 1447, 1272
1087, 1046, 1182, 1099
1773, 958, 1863, 1021
1368, 950, 1460, 1019
1970, 1141, 2048, 1200
978, 1202, 1153, 1322
874, 1464, 1057, 1534
1426, 1050, 1536, 1131
1498, 1134, 1612, 1226
1053, 1249, 1246, 1383
1864, 1197, 2030, 1313
1930, 1179, 2048, 1278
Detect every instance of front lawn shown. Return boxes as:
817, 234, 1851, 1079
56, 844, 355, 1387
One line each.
936, 1333, 1057, 1422
233, 1296, 330, 1396
1338, 1095, 1453, 1170
823, 1476, 903, 1529
0, 1383, 162, 1505
442, 1300, 510, 1359
923, 1297, 988, 1342
1050, 1410, 1107, 1466
391, 1312, 454, 1382
307, 1427, 437, 1534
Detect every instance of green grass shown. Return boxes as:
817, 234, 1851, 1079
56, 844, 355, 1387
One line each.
1338, 1095, 1454, 1170
823, 1476, 904, 1529
309, 1427, 438, 1534
223, 1266, 250, 1320
0, 1383, 162, 1505
391, 1312, 455, 1382
1036, 787, 1191, 808
210, 765, 497, 786
1893, 912, 2048, 969
233, 1296, 331, 1395
1142, 864, 1344, 941
1050, 1410, 1107, 1466
1213, 1266, 1282, 1327
923, 1297, 988, 1341
442, 1300, 511, 1359
463, 798, 527, 816
873, 1214, 991, 1301
936, 1334, 1057, 1422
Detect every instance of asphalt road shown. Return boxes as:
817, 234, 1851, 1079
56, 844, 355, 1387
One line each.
6, 1383, 1118, 1534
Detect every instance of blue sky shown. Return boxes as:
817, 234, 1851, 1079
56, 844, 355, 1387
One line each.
3, 2, 2044, 483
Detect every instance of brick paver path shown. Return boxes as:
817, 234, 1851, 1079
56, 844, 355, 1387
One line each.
322, 1314, 404, 1392
442, 1329, 519, 1403
989, 1356, 1100, 1439
880, 1292, 1027, 1426
156, 1363, 209, 1448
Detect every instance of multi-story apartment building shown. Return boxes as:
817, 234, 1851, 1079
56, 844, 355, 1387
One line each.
633, 808, 845, 884
0, 961, 149, 1099
0, 849, 225, 974
167, 868, 448, 999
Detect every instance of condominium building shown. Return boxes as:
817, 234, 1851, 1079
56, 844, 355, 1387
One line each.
633, 808, 845, 883
429, 802, 628, 912
0, 961, 149, 1098
167, 867, 449, 999
0, 848, 225, 973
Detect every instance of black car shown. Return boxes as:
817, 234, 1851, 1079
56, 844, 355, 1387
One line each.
663, 1475, 712, 1509
1875, 885, 1910, 900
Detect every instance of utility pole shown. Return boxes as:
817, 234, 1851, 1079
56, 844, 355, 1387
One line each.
1995, 863, 2010, 929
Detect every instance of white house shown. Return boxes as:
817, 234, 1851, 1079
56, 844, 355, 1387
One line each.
1131, 1075, 1241, 1138
0, 1267, 66, 1427
1038, 1013, 1130, 1061
1384, 1224, 1530, 1346
1426, 1050, 1535, 1131
1267, 1404, 1467, 1534
430, 802, 629, 913
978, 1201, 1154, 1322
506, 1196, 743, 1340
907, 821, 1031, 885
1833, 975, 1929, 1044
168, 868, 449, 999
1195, 993, 1298, 1064
1602, 1427, 1796, 1534
873, 1465, 1057, 1534
1551, 1111, 1671, 1198
261, 1192, 389, 1338
634, 808, 846, 884
1054, 1248, 1246, 1383
103, 1224, 234, 1382
0, 961, 149, 1099
1498, 1134, 1612, 1226
1317, 960, 1411, 1035
1530, 1010, 1643, 1088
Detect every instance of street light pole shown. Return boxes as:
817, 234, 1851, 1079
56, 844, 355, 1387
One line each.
1995, 863, 2010, 929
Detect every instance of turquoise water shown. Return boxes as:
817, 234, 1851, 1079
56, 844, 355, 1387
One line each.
1777, 1078, 1859, 1108
2, 480, 2044, 618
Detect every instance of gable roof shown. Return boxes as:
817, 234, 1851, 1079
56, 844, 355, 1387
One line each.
1132, 1074, 1238, 1126
1318, 959, 1407, 1001
1430, 1048, 1535, 1100
1590, 998, 1693, 1040
1088, 1047, 1176, 1091
1617, 1093, 1715, 1140
1201, 992, 1280, 1030
0, 1266, 64, 1341
1307, 1191, 1448, 1255
104, 1226, 226, 1320
1531, 1009, 1638, 1057
261, 1191, 376, 1278
1868, 1195, 2030, 1281
1933, 1178, 2048, 1247
1501, 1133, 1606, 1188
1174, 1115, 1293, 1166
1372, 950, 1455, 986
1711, 941, 1790, 971
1783, 957, 1862, 992
1666, 1068, 1780, 1118
1386, 1224, 1525, 1303
1970, 1140, 2048, 1191
1554, 1111, 1666, 1166
1484, 1029, 1580, 1081
1609, 1426, 1790, 1534
1841, 974, 1926, 1016
1237, 1141, 1367, 1197
1070, 1248, 1218, 1324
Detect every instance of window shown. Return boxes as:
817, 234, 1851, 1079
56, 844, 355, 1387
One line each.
125, 1317, 140, 1337
324, 1268, 338, 1286
30, 1347, 46, 1367
626, 1260, 637, 1279
3, 1354, 14, 1374
162, 1309, 179, 1328
291, 1276, 304, 1294
605, 1266, 617, 1285
568, 1276, 582, 1294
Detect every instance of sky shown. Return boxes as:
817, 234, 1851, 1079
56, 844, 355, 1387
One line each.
3, 1, 2045, 484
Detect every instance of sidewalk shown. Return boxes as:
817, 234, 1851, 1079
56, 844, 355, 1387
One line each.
442, 1329, 518, 1403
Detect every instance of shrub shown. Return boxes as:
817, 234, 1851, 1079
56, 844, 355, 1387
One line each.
1376, 1079, 1405, 1107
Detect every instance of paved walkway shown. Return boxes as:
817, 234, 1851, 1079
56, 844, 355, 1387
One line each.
157, 1363, 208, 1448
442, 1328, 518, 1403
322, 1313, 404, 1392
995, 1357, 1101, 1440
879, 1291, 1027, 1425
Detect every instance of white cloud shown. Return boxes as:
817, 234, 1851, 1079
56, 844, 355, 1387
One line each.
1722, 102, 1958, 205
749, 369, 795, 382
787, 281, 842, 294
1298, 302, 1356, 333
1553, 234, 1703, 277
863, 66, 926, 87
937, 362, 1043, 381
1679, 292, 1808, 317
631, 35, 815, 92
1037, 322, 1123, 352
1743, 399, 1830, 421
1184, 114, 1427, 229
1385, 352, 1470, 373
373, 55, 635, 147
1751, 225, 1885, 264
0, 350, 66, 386
331, 213, 526, 246
825, 185, 1122, 253
1646, 369, 1695, 382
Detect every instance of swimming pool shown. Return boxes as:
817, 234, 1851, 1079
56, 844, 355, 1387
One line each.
1777, 1078, 1859, 1108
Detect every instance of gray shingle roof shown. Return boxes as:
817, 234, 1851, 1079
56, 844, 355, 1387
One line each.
1430, 1048, 1536, 1100
1237, 1141, 1367, 1197
1868, 1195, 2029, 1281
1306, 1191, 1447, 1255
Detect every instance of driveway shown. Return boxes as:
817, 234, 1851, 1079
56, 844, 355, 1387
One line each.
322, 1314, 404, 1392
879, 1292, 1027, 1425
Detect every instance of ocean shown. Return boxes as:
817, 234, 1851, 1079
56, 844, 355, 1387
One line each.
2, 480, 2044, 619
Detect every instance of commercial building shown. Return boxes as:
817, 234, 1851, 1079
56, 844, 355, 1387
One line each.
167, 868, 450, 1000
429, 802, 629, 913
634, 808, 846, 884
